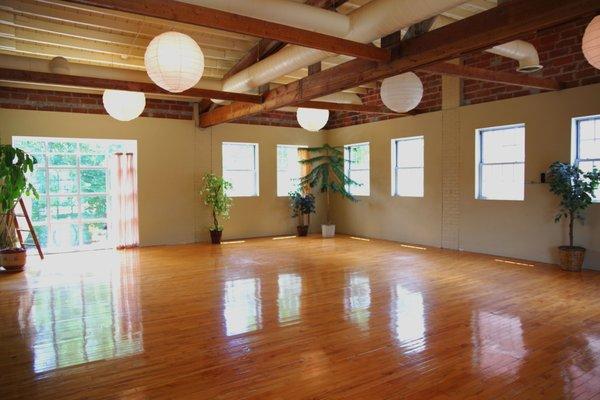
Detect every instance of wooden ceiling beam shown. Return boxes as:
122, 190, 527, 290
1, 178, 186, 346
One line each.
0, 68, 263, 103
198, 0, 598, 127
419, 62, 562, 91
222, 0, 350, 80
62, 0, 390, 62
298, 101, 404, 116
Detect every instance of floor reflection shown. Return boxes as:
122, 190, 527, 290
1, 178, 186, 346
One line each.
277, 273, 302, 326
223, 278, 262, 336
345, 273, 371, 330
472, 311, 526, 377
19, 253, 143, 373
390, 284, 426, 353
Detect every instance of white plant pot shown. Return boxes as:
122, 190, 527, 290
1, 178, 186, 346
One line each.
321, 224, 336, 238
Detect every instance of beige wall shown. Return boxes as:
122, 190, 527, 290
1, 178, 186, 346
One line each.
327, 84, 600, 269
0, 109, 324, 246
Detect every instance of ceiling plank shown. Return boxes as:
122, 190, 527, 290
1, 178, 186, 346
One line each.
0, 68, 263, 103
419, 62, 562, 91
198, 0, 598, 127
215, 0, 350, 81
62, 0, 390, 62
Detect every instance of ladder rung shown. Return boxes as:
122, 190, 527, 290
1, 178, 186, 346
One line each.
13, 214, 26, 217
17, 229, 31, 232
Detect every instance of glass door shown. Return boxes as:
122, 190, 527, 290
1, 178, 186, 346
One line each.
12, 137, 136, 253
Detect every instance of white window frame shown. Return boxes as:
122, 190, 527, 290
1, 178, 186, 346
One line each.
276, 144, 307, 197
475, 124, 525, 201
344, 142, 370, 196
572, 114, 600, 203
391, 136, 424, 197
222, 142, 259, 197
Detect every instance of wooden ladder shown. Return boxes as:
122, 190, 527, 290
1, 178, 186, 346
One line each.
11, 198, 44, 259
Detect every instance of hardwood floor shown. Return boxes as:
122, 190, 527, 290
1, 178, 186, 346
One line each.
1, 235, 600, 399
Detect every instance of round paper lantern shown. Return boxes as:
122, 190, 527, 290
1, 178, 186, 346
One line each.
582, 16, 600, 69
102, 90, 146, 121
297, 107, 329, 131
49, 56, 70, 74
380, 72, 423, 113
144, 31, 205, 93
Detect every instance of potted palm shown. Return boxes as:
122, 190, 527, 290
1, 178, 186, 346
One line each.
200, 173, 232, 244
0, 145, 38, 272
547, 161, 600, 271
299, 144, 358, 237
289, 191, 315, 236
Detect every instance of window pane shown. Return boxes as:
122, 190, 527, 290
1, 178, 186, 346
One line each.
30, 169, 47, 194
481, 127, 524, 163
48, 141, 77, 153
49, 169, 77, 194
396, 168, 424, 197
480, 163, 524, 200
80, 170, 107, 193
578, 119, 600, 160
50, 222, 79, 249
223, 144, 255, 170
82, 222, 108, 245
224, 171, 257, 197
81, 196, 107, 219
31, 154, 46, 167
14, 139, 45, 154
396, 138, 424, 168
29, 196, 48, 223
50, 196, 78, 220
350, 145, 369, 169
277, 146, 302, 196
80, 155, 106, 167
349, 169, 370, 196
25, 225, 48, 248
579, 160, 600, 200
48, 154, 77, 166
79, 142, 107, 154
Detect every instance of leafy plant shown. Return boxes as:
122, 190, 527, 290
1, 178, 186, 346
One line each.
299, 144, 358, 224
289, 191, 316, 227
547, 161, 600, 248
0, 145, 38, 249
200, 173, 232, 232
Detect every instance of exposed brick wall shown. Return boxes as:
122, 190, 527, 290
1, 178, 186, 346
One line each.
0, 87, 194, 120
325, 71, 442, 130
462, 16, 600, 105
236, 110, 300, 128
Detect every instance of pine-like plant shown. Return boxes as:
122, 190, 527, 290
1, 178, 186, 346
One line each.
299, 144, 358, 224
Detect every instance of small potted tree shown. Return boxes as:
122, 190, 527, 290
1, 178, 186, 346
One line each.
547, 161, 600, 271
289, 191, 315, 236
200, 173, 232, 244
0, 145, 38, 272
299, 144, 358, 237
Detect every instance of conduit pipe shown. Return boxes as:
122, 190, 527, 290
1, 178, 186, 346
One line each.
212, 0, 467, 93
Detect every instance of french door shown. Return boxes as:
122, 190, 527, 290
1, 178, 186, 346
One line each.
12, 137, 134, 253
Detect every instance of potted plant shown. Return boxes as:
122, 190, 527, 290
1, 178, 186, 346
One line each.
299, 144, 358, 237
0, 145, 38, 272
289, 191, 315, 236
200, 173, 232, 244
547, 161, 599, 271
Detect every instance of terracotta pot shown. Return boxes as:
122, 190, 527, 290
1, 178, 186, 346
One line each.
210, 229, 223, 244
0, 248, 27, 272
558, 246, 585, 272
297, 225, 309, 237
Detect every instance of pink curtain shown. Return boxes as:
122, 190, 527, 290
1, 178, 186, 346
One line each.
112, 152, 139, 249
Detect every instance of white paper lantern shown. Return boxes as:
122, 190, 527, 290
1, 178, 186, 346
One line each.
102, 90, 146, 122
297, 107, 329, 132
380, 72, 423, 113
144, 31, 205, 93
582, 16, 600, 70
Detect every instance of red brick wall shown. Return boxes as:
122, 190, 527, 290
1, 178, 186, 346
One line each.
0, 87, 194, 120
236, 110, 300, 128
326, 71, 442, 130
462, 16, 600, 105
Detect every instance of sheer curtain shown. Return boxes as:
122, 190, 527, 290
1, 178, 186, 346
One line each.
112, 152, 139, 249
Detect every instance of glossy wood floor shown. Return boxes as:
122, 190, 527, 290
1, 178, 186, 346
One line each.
1, 235, 600, 399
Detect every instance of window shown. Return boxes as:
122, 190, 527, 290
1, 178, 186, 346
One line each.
344, 142, 370, 196
476, 124, 525, 201
392, 136, 424, 197
277, 145, 305, 197
12, 136, 135, 252
573, 115, 600, 202
222, 142, 259, 197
